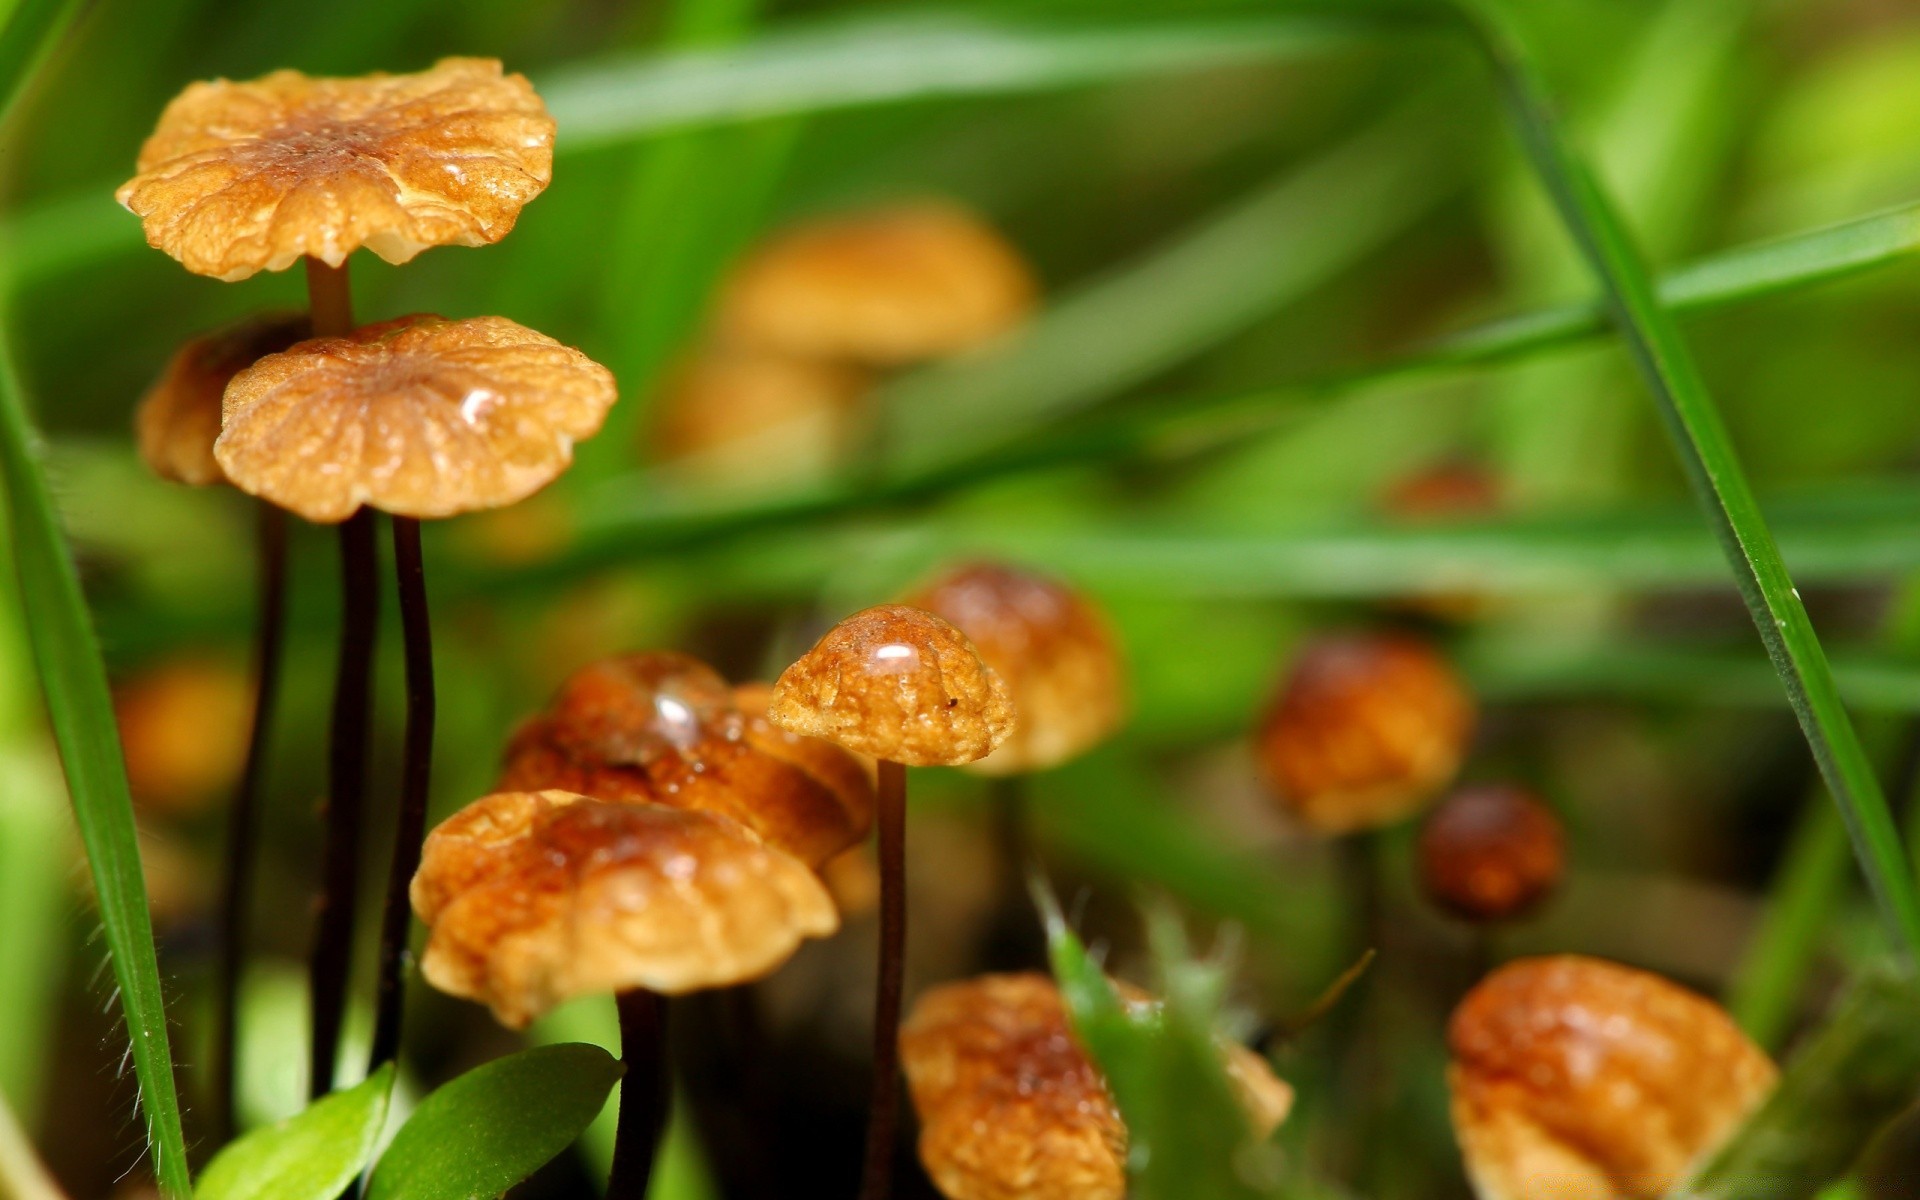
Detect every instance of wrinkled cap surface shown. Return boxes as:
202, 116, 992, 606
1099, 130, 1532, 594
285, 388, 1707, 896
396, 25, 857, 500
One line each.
651, 349, 869, 491
498, 654, 873, 867
903, 562, 1125, 774
118, 58, 554, 281
1254, 632, 1475, 834
1417, 785, 1565, 923
213, 314, 616, 523
136, 314, 308, 486
716, 203, 1037, 366
412, 790, 838, 1027
768, 604, 1015, 766
1448, 955, 1776, 1200
901, 973, 1291, 1200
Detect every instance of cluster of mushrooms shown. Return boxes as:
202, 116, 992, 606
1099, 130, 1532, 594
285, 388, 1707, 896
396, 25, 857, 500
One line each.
115, 57, 1781, 1200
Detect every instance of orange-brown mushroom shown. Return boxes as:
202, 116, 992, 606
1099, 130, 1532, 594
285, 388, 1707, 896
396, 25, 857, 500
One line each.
117, 58, 554, 281
902, 562, 1125, 775
114, 658, 252, 817
1448, 955, 1776, 1199
1254, 632, 1475, 834
650, 349, 870, 490
134, 314, 308, 486
716, 203, 1037, 366
213, 313, 617, 524
902, 973, 1292, 1200
1418, 785, 1565, 923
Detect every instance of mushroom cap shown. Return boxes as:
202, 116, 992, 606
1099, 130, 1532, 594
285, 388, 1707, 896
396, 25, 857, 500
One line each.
135, 314, 308, 486
213, 313, 617, 523
716, 203, 1037, 366
901, 973, 1291, 1200
1417, 785, 1565, 923
1447, 955, 1777, 1200
1254, 632, 1475, 834
498, 654, 873, 867
902, 562, 1126, 775
651, 349, 869, 490
411, 789, 838, 1027
117, 58, 554, 281
768, 604, 1016, 766
115, 657, 251, 816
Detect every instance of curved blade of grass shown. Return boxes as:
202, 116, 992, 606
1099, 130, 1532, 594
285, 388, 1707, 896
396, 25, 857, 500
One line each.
0, 0, 80, 119
1452, 0, 1920, 961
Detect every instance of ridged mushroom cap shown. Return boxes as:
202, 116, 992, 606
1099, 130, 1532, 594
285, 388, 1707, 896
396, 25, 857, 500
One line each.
213, 314, 616, 523
118, 58, 553, 281
411, 790, 838, 1027
1448, 955, 1777, 1199
135, 314, 308, 486
768, 604, 1016, 766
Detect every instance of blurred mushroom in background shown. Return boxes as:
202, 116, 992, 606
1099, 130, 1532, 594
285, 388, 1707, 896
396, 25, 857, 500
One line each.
1418, 784, 1566, 924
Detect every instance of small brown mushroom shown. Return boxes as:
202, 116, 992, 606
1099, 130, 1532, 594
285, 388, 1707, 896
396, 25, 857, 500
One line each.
134, 314, 308, 486
1448, 955, 1776, 1199
902, 973, 1292, 1200
1254, 632, 1475, 834
214, 313, 617, 524
650, 349, 870, 491
902, 562, 1126, 775
1418, 785, 1565, 923
716, 203, 1037, 366
117, 58, 553, 281
114, 657, 251, 818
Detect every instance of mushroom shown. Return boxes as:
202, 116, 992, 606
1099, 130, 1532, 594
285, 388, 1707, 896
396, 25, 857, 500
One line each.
649, 348, 870, 492
1447, 955, 1777, 1199
769, 604, 1015, 1200
715, 202, 1037, 366
1417, 785, 1566, 924
412, 788, 838, 1198
901, 973, 1292, 1200
1380, 461, 1503, 620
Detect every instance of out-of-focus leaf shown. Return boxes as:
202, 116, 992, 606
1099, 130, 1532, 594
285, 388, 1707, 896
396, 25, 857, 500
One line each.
1676, 963, 1920, 1200
0, 0, 80, 118
0, 1087, 62, 1200
195, 1065, 394, 1200
364, 1044, 622, 1200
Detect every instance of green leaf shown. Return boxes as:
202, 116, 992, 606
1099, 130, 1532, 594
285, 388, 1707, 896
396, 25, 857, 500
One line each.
364, 1044, 623, 1200
1676, 963, 1920, 1200
195, 1064, 394, 1200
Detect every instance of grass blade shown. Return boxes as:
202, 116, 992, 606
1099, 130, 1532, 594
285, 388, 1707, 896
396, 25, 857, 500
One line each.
0, 0, 80, 119
1451, 0, 1920, 961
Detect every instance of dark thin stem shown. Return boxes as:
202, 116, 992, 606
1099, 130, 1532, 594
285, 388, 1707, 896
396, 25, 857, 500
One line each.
857, 760, 908, 1200
209, 502, 287, 1143
608, 989, 670, 1200
305, 257, 354, 338
367, 517, 434, 1073
309, 507, 377, 1099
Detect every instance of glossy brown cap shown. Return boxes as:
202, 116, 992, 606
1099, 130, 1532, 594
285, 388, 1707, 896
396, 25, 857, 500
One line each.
651, 349, 869, 490
412, 790, 838, 1026
902, 973, 1290, 1200
769, 604, 1016, 766
902, 562, 1126, 775
1418, 785, 1565, 923
1254, 633, 1475, 834
118, 58, 554, 281
135, 314, 308, 485
1448, 955, 1776, 1199
214, 314, 617, 523
498, 654, 872, 867
716, 203, 1037, 366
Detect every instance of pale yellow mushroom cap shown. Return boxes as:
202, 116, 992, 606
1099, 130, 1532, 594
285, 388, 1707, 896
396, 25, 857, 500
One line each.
135, 314, 308, 486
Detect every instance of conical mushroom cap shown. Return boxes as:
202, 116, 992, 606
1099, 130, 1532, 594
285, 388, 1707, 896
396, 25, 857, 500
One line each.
768, 604, 1016, 766
902, 562, 1126, 775
213, 314, 616, 523
118, 58, 554, 281
1448, 955, 1776, 1199
716, 203, 1036, 366
412, 790, 838, 1028
135, 314, 308, 486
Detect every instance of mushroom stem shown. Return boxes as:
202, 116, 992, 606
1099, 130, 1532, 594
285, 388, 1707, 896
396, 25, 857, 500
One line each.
309, 505, 378, 1098
209, 501, 287, 1142
608, 989, 670, 1200
857, 759, 908, 1200
367, 516, 435, 1073
305, 257, 354, 338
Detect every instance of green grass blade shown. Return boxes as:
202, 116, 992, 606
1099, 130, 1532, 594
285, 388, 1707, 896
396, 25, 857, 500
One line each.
1452, 0, 1920, 961
0, 0, 80, 118
1727, 802, 1854, 1049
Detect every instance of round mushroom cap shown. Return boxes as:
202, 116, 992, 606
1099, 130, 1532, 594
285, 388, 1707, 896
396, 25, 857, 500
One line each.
651, 349, 869, 491
1254, 632, 1475, 834
1448, 955, 1777, 1200
716, 203, 1037, 366
902, 562, 1126, 775
117, 58, 554, 281
213, 314, 617, 523
901, 973, 1291, 1200
411, 790, 839, 1027
768, 604, 1016, 766
1418, 785, 1565, 923
135, 314, 308, 486
498, 654, 873, 867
